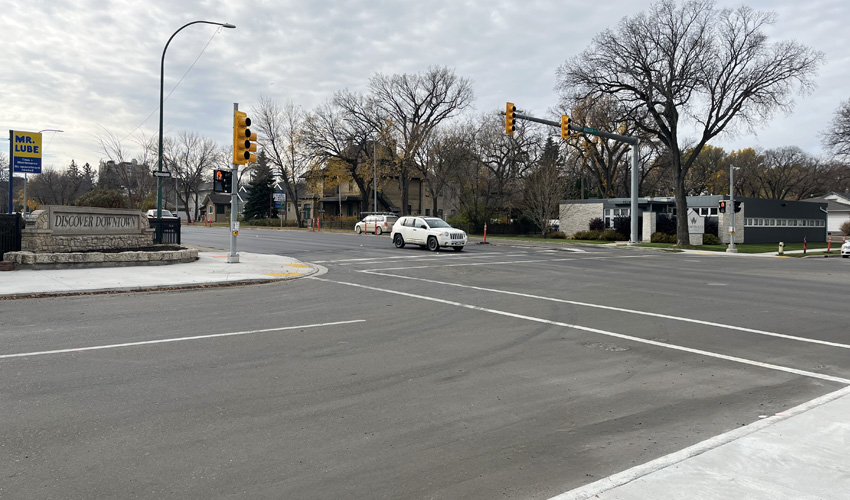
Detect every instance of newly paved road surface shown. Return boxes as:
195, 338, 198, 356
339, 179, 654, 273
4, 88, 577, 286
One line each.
2, 226, 848, 499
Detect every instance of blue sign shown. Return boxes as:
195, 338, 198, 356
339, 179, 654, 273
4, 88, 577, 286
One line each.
12, 131, 43, 174
273, 190, 285, 209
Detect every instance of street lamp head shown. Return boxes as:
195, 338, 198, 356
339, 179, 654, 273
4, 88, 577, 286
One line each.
222, 23, 236, 29
38, 129, 64, 133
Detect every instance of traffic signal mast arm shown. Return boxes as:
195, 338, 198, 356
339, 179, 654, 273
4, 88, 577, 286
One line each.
502, 102, 640, 245
506, 107, 639, 146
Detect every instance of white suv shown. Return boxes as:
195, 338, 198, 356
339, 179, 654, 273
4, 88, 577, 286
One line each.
354, 214, 398, 235
841, 238, 850, 258
391, 216, 467, 252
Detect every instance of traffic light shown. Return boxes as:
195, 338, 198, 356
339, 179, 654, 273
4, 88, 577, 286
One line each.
233, 110, 258, 164
719, 200, 727, 213
213, 169, 233, 193
734, 200, 741, 213
561, 115, 570, 139
505, 102, 516, 136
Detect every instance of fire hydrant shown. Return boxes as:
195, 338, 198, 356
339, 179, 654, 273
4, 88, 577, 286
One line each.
778, 241, 785, 256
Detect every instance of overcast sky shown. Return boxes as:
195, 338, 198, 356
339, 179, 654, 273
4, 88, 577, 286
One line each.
2, 0, 848, 172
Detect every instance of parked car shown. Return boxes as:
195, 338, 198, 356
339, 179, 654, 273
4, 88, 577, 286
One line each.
842, 239, 850, 258
146, 209, 178, 220
354, 214, 398, 235
390, 216, 467, 252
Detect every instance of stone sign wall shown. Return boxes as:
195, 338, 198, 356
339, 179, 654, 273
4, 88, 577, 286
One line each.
22, 206, 154, 253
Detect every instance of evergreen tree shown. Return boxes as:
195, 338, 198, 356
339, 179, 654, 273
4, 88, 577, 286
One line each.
243, 151, 278, 220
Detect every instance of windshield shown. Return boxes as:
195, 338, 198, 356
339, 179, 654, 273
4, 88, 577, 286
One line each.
425, 218, 451, 228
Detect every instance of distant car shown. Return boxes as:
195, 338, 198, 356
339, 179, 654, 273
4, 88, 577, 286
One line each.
842, 239, 850, 258
146, 209, 178, 220
354, 214, 398, 235
391, 216, 467, 252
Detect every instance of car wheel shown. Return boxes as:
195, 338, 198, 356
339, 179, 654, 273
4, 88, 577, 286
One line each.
394, 234, 405, 248
452, 246, 464, 252
427, 236, 439, 252
376, 226, 383, 235
355, 225, 362, 234
843, 255, 848, 258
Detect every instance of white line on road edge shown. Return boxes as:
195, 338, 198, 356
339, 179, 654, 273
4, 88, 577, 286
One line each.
0, 320, 366, 360
360, 271, 850, 350
312, 278, 850, 385
548, 384, 850, 499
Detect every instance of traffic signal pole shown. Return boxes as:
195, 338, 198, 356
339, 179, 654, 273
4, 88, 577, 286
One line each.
727, 164, 738, 253
508, 108, 641, 244
228, 103, 240, 263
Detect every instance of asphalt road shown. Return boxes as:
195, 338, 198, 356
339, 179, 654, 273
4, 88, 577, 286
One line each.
2, 226, 849, 499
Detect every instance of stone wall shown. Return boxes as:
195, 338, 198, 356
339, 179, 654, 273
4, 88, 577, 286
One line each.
21, 206, 153, 252
560, 201, 604, 237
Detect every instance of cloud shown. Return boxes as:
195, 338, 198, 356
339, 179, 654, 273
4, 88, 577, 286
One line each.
2, 0, 847, 171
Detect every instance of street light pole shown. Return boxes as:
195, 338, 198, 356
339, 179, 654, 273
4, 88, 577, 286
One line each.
157, 20, 235, 220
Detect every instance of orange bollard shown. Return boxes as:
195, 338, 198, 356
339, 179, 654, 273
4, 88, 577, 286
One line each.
484, 223, 488, 243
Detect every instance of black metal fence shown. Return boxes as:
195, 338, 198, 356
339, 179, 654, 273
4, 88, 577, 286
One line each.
149, 218, 181, 244
0, 213, 23, 259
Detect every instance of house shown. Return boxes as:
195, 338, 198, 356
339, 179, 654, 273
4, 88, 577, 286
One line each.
560, 196, 828, 244
200, 193, 233, 223
803, 192, 850, 234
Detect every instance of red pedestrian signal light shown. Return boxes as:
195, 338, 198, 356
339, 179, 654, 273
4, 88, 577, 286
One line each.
719, 200, 727, 213
213, 169, 233, 193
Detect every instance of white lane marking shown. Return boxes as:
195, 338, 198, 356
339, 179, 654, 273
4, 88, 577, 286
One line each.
0, 320, 366, 360
549, 384, 850, 499
360, 272, 850, 350
333, 253, 531, 266
312, 251, 517, 264
368, 253, 659, 272
312, 278, 850, 385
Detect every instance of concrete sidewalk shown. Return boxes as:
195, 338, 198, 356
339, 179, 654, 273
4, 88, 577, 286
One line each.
553, 385, 850, 499
0, 251, 321, 298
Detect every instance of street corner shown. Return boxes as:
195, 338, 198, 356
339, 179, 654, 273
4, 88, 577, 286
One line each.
264, 261, 324, 279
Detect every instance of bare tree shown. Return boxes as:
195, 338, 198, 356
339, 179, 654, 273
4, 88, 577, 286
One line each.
161, 131, 220, 221
558, 0, 822, 245
97, 129, 158, 209
367, 66, 474, 215
253, 96, 310, 226
822, 99, 850, 159
303, 97, 381, 214
523, 137, 571, 235
413, 123, 476, 217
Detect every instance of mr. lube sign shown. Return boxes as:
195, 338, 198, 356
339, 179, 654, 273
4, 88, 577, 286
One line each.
7, 130, 43, 213
11, 131, 42, 173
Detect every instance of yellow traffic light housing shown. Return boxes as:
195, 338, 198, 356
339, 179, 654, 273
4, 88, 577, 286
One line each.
505, 102, 516, 136
561, 115, 570, 139
233, 110, 258, 164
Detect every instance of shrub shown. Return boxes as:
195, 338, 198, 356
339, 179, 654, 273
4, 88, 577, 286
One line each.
75, 188, 127, 209
613, 216, 630, 236
656, 214, 677, 235
651, 232, 677, 243
702, 233, 721, 245
588, 217, 605, 231
243, 218, 280, 227
600, 229, 624, 241
573, 230, 601, 240
840, 220, 850, 236
550, 231, 567, 239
